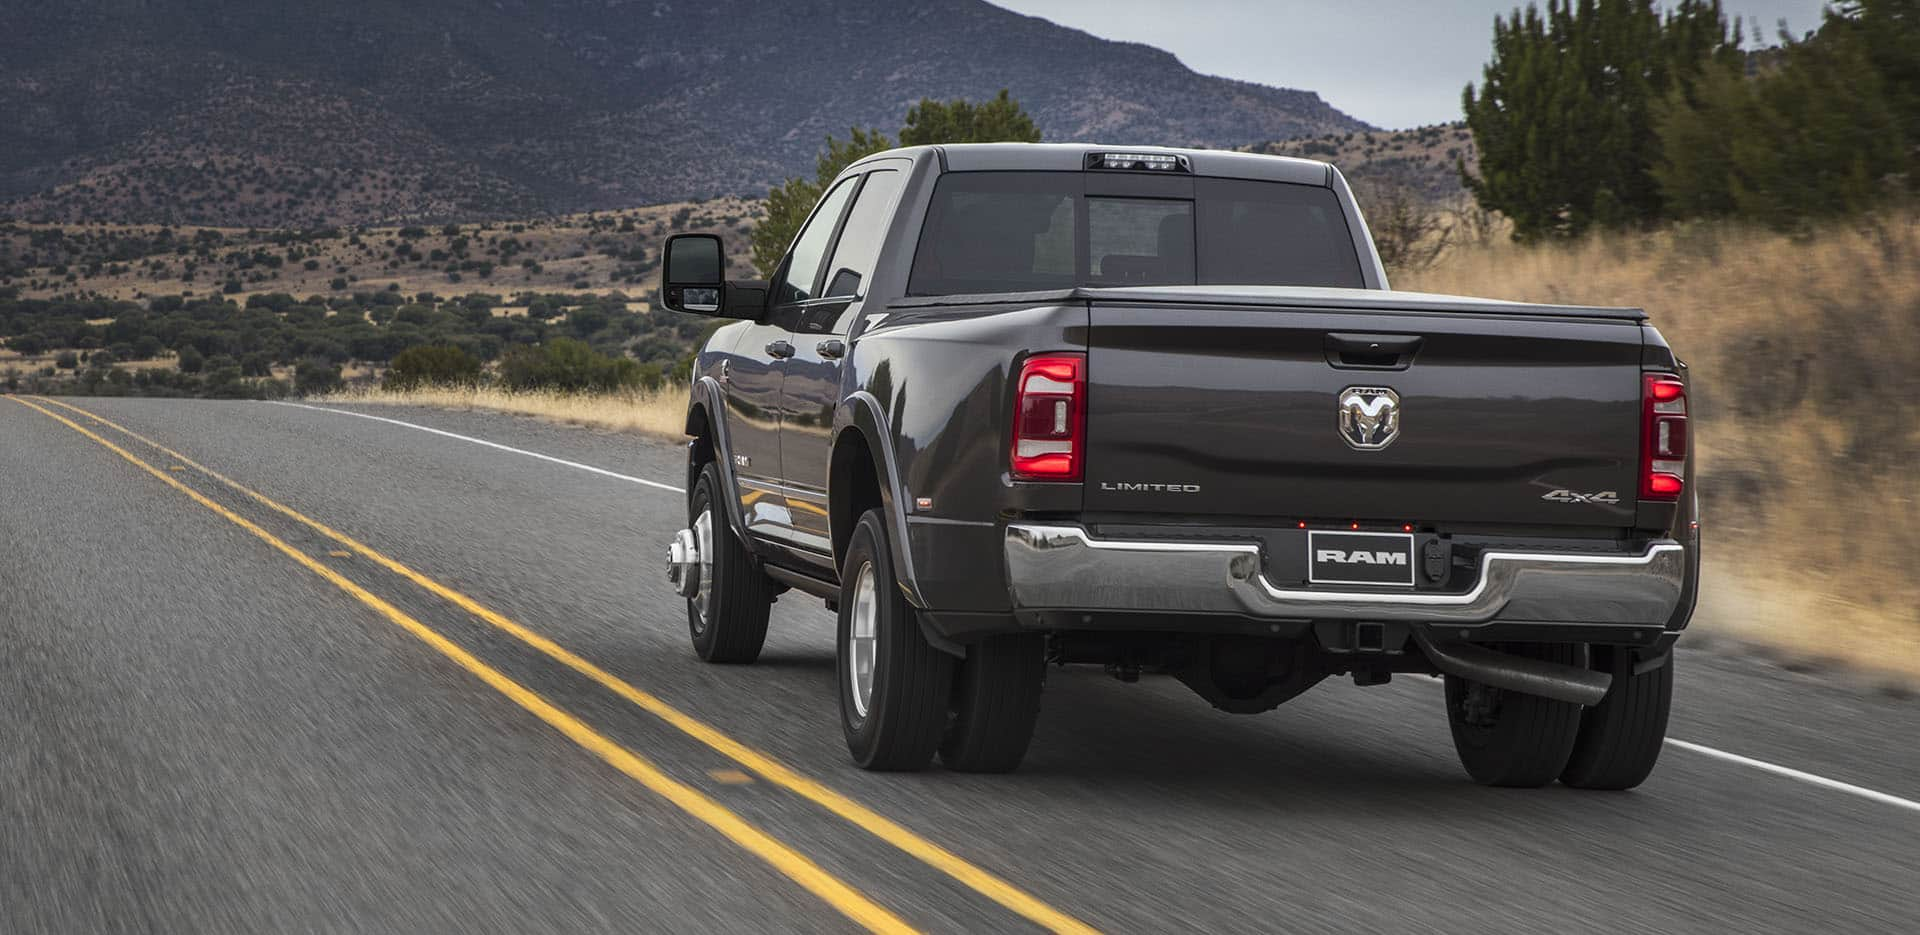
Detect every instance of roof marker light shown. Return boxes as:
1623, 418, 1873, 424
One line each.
1089, 152, 1189, 172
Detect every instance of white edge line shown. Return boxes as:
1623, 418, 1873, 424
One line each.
269, 401, 685, 494
276, 400, 1920, 817
1663, 739, 1920, 814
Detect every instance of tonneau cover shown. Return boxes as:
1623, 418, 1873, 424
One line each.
889, 285, 1648, 322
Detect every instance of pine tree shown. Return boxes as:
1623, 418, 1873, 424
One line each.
1655, 0, 1914, 227
1463, 0, 1737, 240
900, 89, 1042, 147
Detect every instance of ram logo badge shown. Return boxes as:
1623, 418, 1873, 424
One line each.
1338, 386, 1401, 450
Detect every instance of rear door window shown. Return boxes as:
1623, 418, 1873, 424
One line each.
820, 169, 904, 300
774, 177, 858, 306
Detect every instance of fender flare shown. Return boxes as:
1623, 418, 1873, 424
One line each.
832, 391, 930, 611
686, 376, 752, 545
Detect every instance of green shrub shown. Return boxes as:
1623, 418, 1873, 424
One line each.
294, 358, 343, 396
386, 344, 482, 390
498, 337, 647, 392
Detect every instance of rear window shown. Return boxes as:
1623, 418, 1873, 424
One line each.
908, 172, 1364, 295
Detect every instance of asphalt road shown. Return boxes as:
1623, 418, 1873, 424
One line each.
4, 395, 1917, 934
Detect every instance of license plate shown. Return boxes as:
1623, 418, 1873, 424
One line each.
1307, 531, 1416, 587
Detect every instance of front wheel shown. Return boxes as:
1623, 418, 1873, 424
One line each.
837, 509, 954, 771
685, 461, 773, 664
1443, 643, 1585, 787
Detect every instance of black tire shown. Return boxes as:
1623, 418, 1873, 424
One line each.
940, 633, 1044, 773
686, 461, 773, 664
837, 509, 954, 771
1560, 647, 1673, 790
1444, 643, 1585, 788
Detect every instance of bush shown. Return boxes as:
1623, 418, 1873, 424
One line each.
54, 350, 79, 370
498, 337, 647, 392
177, 347, 206, 373
386, 344, 482, 390
294, 358, 343, 396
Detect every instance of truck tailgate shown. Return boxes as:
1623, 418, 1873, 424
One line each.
1083, 302, 1645, 528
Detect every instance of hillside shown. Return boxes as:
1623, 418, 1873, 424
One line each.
0, 201, 760, 302
1252, 123, 1477, 203
0, 0, 1369, 227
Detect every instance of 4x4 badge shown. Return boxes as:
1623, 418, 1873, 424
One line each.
1542, 488, 1620, 505
1338, 386, 1400, 450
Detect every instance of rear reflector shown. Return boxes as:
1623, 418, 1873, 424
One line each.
1640, 374, 1688, 501
1011, 354, 1085, 481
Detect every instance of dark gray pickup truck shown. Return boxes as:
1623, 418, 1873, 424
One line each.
658, 143, 1698, 789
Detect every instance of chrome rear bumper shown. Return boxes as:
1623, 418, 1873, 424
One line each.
1004, 524, 1685, 627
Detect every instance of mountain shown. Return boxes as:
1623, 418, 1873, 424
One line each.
0, 0, 1370, 227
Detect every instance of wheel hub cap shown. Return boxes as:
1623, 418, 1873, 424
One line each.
683, 510, 713, 633
848, 562, 879, 718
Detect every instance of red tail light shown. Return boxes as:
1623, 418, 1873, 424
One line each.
1641, 374, 1688, 501
1011, 353, 1085, 481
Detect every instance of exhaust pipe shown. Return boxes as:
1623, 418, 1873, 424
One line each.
1410, 628, 1612, 706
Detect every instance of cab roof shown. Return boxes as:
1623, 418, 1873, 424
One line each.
851, 143, 1336, 187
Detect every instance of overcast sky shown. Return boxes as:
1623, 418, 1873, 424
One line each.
991, 0, 1834, 129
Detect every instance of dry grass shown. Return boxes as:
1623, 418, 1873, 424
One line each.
324, 384, 688, 438
1404, 214, 1920, 682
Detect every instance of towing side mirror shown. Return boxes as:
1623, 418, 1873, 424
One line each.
660, 233, 766, 320
661, 234, 722, 313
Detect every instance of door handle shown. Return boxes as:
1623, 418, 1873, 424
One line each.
1325, 332, 1422, 370
816, 339, 846, 360
765, 340, 795, 359
719, 360, 731, 384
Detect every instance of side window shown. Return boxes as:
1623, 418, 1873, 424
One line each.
820, 169, 904, 300
775, 178, 858, 307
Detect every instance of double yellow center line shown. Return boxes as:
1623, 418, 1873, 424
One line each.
12, 396, 1096, 935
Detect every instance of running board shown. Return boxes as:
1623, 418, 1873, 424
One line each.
764, 564, 840, 601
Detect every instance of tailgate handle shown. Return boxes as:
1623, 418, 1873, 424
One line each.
1325, 333, 1422, 370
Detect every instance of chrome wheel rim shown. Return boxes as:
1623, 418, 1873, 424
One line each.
848, 561, 879, 719
690, 508, 714, 634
